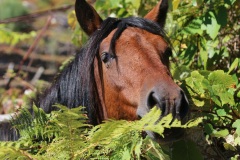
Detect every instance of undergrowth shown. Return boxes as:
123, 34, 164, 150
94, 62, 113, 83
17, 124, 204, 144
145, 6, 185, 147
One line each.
0, 105, 201, 160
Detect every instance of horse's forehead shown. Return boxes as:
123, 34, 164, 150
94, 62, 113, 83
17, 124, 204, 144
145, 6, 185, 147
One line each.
100, 27, 168, 53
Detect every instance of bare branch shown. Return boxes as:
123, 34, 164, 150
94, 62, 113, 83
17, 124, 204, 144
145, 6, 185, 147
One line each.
0, 5, 73, 24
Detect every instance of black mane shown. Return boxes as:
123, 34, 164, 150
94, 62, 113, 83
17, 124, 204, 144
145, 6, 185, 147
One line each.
37, 17, 169, 125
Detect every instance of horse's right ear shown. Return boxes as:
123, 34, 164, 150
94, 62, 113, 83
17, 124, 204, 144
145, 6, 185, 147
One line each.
75, 0, 103, 36
144, 0, 168, 28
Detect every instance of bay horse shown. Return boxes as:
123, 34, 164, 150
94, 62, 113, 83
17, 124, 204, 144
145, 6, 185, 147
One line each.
0, 0, 189, 142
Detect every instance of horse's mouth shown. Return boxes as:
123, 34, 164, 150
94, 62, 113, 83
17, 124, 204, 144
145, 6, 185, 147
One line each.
145, 128, 185, 144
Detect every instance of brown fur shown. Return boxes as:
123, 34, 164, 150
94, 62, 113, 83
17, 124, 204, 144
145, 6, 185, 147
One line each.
76, 0, 189, 138
95, 28, 172, 120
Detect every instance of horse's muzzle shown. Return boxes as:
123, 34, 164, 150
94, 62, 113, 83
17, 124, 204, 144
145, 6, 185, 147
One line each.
137, 83, 189, 143
147, 89, 189, 120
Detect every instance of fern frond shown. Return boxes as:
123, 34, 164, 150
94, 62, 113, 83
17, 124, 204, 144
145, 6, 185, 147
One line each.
10, 104, 59, 142
0, 146, 37, 159
42, 105, 91, 159
141, 137, 170, 160
0, 105, 202, 160
75, 107, 201, 159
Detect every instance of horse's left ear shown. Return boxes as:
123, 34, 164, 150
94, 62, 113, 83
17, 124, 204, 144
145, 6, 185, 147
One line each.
144, 0, 168, 28
75, 0, 103, 36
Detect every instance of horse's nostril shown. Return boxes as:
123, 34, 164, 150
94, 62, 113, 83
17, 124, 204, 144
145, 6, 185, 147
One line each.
146, 90, 189, 120
147, 92, 165, 115
175, 90, 189, 120
147, 92, 156, 109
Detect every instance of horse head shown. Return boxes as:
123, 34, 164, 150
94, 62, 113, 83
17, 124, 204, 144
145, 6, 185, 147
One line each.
75, 0, 189, 142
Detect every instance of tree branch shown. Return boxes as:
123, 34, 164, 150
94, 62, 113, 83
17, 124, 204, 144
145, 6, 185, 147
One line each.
0, 5, 73, 24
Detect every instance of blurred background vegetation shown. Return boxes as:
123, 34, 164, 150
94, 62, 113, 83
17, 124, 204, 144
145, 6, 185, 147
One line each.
0, 0, 75, 114
0, 0, 239, 159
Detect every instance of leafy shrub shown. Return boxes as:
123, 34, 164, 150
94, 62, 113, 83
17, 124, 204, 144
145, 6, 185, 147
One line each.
167, 0, 240, 157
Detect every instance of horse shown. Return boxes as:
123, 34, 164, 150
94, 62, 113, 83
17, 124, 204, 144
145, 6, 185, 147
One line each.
0, 0, 189, 142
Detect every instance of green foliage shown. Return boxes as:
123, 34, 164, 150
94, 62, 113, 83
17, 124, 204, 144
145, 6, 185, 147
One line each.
179, 69, 240, 156
0, 0, 28, 20
94, 0, 141, 18
185, 70, 236, 107
167, 0, 239, 72
0, 25, 36, 45
167, 0, 239, 157
0, 0, 32, 32
0, 106, 201, 159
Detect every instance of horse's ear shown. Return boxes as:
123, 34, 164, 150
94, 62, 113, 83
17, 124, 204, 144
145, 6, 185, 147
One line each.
144, 0, 168, 28
75, 0, 103, 35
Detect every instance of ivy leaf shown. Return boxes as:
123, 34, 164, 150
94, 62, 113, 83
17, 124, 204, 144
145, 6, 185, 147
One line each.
199, 49, 208, 70
202, 11, 221, 40
228, 58, 239, 74
234, 136, 240, 145
186, 71, 205, 94
185, 71, 210, 106
211, 85, 235, 106
207, 12, 221, 40
206, 70, 236, 106
204, 123, 214, 135
212, 129, 229, 137
205, 39, 219, 58
218, 92, 235, 106
232, 119, 240, 135
208, 70, 235, 88
216, 109, 227, 116
192, 98, 205, 107
182, 18, 203, 35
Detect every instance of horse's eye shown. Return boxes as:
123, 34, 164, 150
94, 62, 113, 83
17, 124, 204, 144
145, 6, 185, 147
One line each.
101, 52, 112, 63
